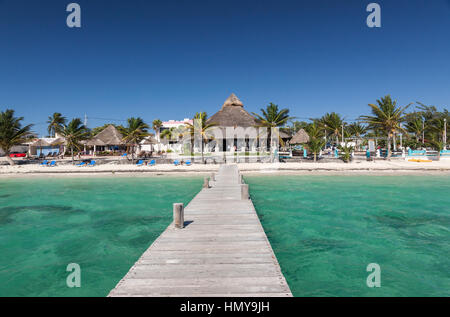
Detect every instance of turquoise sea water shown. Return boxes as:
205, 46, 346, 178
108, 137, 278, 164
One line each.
0, 176, 202, 297
1, 175, 449, 297
246, 175, 450, 297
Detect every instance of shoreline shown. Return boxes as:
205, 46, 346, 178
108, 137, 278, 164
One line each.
2, 161, 450, 178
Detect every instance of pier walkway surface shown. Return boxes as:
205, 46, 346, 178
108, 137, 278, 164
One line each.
109, 164, 292, 297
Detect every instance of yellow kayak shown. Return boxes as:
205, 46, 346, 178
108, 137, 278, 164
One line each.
408, 159, 432, 162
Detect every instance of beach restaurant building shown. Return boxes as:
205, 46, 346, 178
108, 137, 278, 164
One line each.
202, 93, 261, 153
158, 94, 268, 154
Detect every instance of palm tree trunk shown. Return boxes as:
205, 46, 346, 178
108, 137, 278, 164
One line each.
4, 150, 15, 166
71, 147, 74, 164
313, 153, 317, 162
201, 140, 204, 164
387, 134, 392, 160
191, 137, 194, 163
393, 133, 397, 151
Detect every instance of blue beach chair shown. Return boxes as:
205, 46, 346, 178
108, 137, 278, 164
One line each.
136, 160, 144, 166
48, 161, 56, 167
40, 160, 48, 166
121, 153, 127, 157
173, 160, 180, 166
87, 160, 96, 167
148, 159, 156, 166
185, 160, 192, 166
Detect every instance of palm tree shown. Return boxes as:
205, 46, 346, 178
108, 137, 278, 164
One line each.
338, 144, 354, 163
252, 103, 294, 152
160, 126, 185, 143
119, 117, 150, 163
305, 122, 325, 162
320, 112, 344, 145
152, 119, 163, 141
429, 115, 448, 143
56, 118, 89, 164
360, 95, 412, 159
47, 112, 67, 138
185, 112, 216, 163
348, 122, 367, 139
429, 138, 445, 161
0, 109, 33, 166
405, 113, 425, 143
348, 122, 367, 150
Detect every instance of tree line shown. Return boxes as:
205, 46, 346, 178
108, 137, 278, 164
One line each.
1, 95, 448, 165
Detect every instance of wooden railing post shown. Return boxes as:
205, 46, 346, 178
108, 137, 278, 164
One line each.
203, 177, 210, 188
241, 184, 249, 200
210, 173, 215, 182
173, 203, 184, 229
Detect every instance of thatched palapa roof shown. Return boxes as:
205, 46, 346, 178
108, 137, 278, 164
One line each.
207, 93, 258, 128
85, 138, 106, 146
31, 139, 51, 147
51, 138, 67, 146
142, 134, 157, 145
91, 125, 124, 146
290, 129, 310, 144
279, 130, 291, 139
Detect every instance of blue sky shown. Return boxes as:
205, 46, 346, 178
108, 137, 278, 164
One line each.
1, 0, 449, 136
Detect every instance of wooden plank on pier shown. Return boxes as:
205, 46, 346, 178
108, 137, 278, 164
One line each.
108, 164, 292, 297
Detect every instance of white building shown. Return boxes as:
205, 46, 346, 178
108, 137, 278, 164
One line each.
153, 118, 193, 153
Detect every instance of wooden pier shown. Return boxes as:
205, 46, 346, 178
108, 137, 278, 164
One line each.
108, 164, 292, 297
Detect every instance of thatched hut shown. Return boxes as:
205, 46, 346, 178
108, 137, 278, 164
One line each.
87, 125, 125, 154
290, 129, 310, 144
141, 136, 157, 145
208, 94, 258, 128
94, 125, 124, 146
206, 93, 260, 152
29, 139, 51, 157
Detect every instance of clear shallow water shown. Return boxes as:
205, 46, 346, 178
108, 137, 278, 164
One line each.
246, 175, 450, 297
0, 176, 202, 297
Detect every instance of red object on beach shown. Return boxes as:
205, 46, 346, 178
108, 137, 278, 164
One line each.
9, 152, 26, 158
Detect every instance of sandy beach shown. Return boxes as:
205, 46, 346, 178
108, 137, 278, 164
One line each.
2, 158, 450, 177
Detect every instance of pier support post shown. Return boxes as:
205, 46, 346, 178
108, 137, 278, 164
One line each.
203, 177, 210, 188
210, 173, 215, 181
173, 203, 184, 229
241, 184, 249, 200
239, 174, 243, 184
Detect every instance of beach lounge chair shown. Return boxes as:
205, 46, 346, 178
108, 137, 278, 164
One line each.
185, 160, 192, 166
76, 162, 86, 167
136, 160, 144, 166
48, 161, 56, 167
148, 159, 156, 166
173, 160, 180, 166
87, 160, 96, 167
121, 153, 127, 157
40, 160, 48, 166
